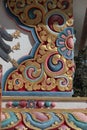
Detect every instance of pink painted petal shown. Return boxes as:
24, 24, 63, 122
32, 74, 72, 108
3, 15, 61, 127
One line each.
32, 112, 49, 122
59, 125, 70, 130
67, 37, 74, 49
73, 112, 87, 122
59, 41, 64, 45
27, 68, 34, 79
1, 113, 6, 121
61, 47, 66, 51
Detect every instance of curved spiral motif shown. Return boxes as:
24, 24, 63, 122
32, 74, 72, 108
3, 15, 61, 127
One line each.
44, 52, 67, 77
56, 75, 72, 91
46, 0, 72, 11
45, 9, 68, 34
20, 5, 45, 25
7, 0, 45, 26
46, 0, 57, 10
41, 74, 56, 91
23, 61, 43, 82
48, 14, 64, 31
58, 0, 70, 10
48, 55, 63, 72
16, 1, 26, 8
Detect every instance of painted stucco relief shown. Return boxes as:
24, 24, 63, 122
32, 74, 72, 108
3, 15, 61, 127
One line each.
2, 0, 75, 97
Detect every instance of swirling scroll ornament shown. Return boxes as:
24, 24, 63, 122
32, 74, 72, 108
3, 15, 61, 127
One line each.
3, 0, 74, 95
44, 9, 69, 34
56, 75, 72, 91
44, 52, 67, 77
6, 60, 45, 91
7, 0, 46, 26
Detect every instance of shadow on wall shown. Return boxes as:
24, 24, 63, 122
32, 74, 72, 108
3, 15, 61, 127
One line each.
73, 0, 87, 56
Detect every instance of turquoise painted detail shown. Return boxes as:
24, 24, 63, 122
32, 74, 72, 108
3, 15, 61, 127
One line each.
12, 101, 19, 107
56, 27, 75, 60
28, 8, 36, 19
48, 56, 63, 72
67, 113, 87, 130
24, 112, 61, 129
45, 101, 51, 107
24, 64, 44, 82
2, 112, 19, 128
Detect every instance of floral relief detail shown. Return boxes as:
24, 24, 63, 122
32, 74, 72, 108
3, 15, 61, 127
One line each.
3, 0, 74, 96
28, 100, 36, 108
7, 72, 24, 91
56, 27, 75, 60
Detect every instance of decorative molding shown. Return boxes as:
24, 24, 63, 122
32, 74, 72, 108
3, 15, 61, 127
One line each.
2, 96, 87, 101
1, 108, 87, 130
2, 0, 75, 97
